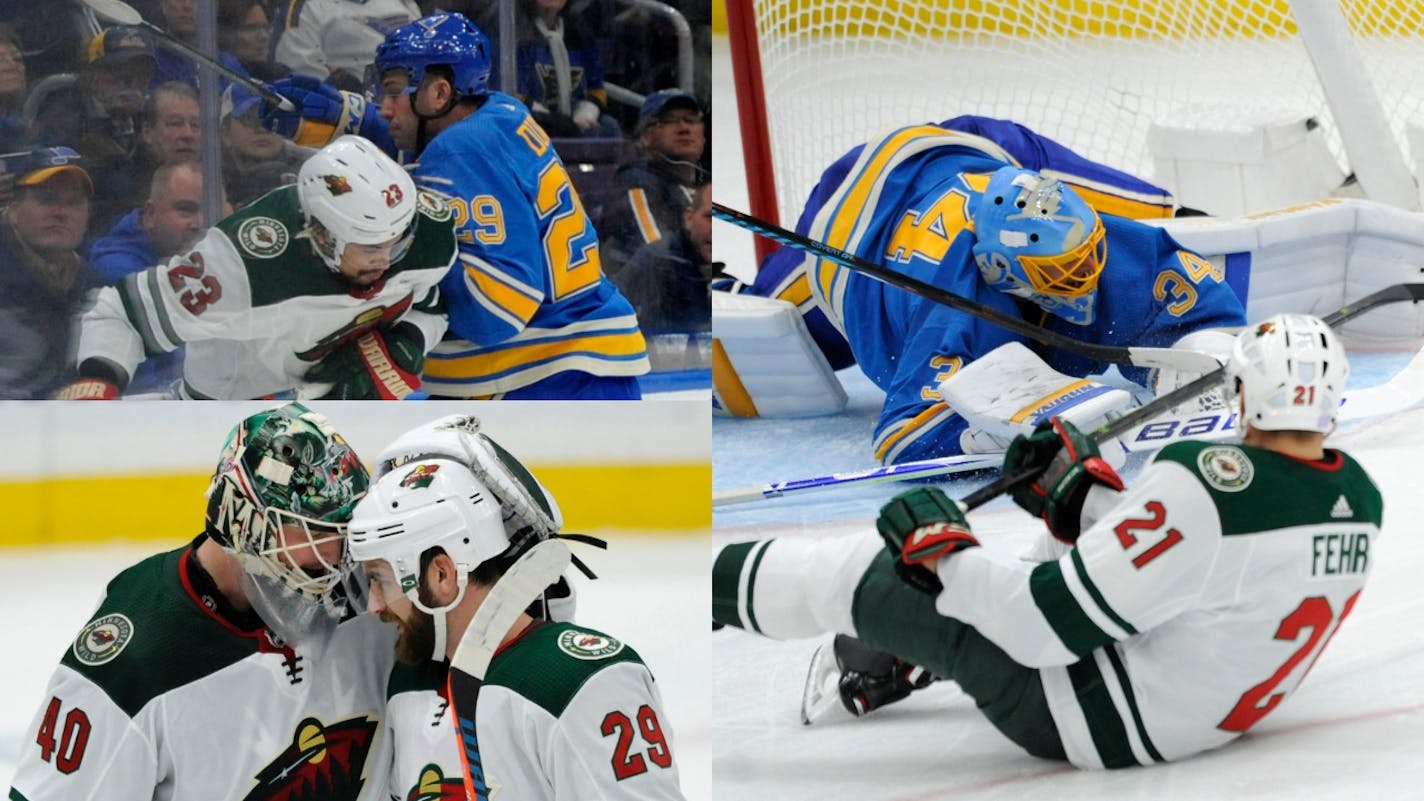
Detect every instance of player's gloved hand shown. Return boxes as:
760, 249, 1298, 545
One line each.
305, 322, 425, 399
260, 75, 371, 148
1149, 329, 1236, 412
53, 378, 120, 400
876, 487, 978, 595
1003, 417, 1124, 542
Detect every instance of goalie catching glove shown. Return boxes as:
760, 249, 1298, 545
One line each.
305, 322, 426, 400
876, 487, 978, 596
1003, 417, 1124, 542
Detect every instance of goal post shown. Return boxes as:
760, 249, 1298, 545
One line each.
727, 0, 1423, 230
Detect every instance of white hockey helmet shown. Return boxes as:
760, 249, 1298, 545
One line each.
1225, 313, 1349, 434
297, 134, 417, 272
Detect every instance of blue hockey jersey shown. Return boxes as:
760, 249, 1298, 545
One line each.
792, 121, 1244, 464
408, 93, 650, 396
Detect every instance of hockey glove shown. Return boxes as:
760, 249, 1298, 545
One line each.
876, 487, 978, 596
54, 378, 120, 400
1003, 417, 1124, 543
306, 322, 426, 400
261, 75, 376, 148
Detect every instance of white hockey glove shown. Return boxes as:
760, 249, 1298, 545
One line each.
1149, 328, 1237, 412
939, 342, 1133, 466
572, 99, 601, 130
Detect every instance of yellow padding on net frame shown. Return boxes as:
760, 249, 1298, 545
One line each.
0, 464, 710, 548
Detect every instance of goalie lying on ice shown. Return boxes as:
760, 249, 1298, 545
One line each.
714, 314, 1382, 768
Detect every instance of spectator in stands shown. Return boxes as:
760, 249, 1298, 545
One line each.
271, 0, 421, 91
0, 148, 96, 399
478, 0, 619, 137
612, 180, 711, 334
151, 0, 249, 87
220, 87, 312, 207
0, 5, 87, 80
597, 88, 706, 275
0, 25, 31, 152
142, 82, 202, 167
30, 26, 156, 241
219, 0, 291, 83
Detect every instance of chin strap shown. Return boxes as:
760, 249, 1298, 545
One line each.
411, 574, 470, 662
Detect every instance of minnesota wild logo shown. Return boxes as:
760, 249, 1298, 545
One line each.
323, 174, 353, 196
400, 463, 441, 489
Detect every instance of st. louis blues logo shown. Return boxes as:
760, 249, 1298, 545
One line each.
322, 175, 352, 196
400, 463, 441, 489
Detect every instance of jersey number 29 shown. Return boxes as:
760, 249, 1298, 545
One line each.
601, 704, 672, 781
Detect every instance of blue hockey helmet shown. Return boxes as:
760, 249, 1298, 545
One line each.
970, 166, 1107, 325
372, 12, 491, 98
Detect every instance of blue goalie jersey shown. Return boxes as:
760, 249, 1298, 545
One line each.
788, 120, 1245, 464
412, 93, 650, 396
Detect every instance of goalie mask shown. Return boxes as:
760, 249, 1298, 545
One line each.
297, 135, 418, 274
1226, 313, 1348, 435
970, 166, 1107, 326
205, 403, 369, 641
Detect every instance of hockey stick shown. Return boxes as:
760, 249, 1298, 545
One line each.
713, 453, 1001, 507
79, 0, 298, 112
447, 539, 572, 801
712, 202, 1222, 375
717, 344, 1424, 508
957, 282, 1424, 512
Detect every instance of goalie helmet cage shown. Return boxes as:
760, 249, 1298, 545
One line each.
727, 0, 1424, 259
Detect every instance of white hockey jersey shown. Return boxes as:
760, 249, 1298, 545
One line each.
74, 185, 456, 399
383, 621, 684, 801
936, 440, 1383, 768
272, 0, 421, 82
7, 541, 398, 801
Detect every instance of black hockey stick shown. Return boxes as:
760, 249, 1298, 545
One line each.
712, 202, 1222, 374
957, 281, 1424, 512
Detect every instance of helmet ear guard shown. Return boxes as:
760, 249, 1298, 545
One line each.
971, 166, 1107, 325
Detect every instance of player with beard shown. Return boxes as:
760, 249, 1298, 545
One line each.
346, 414, 685, 800
7, 403, 400, 801
58, 134, 457, 400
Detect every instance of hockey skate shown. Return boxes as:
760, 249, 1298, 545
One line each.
800, 634, 938, 725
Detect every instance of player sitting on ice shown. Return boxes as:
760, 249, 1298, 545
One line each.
347, 414, 683, 799
58, 135, 456, 400
713, 116, 1245, 460
715, 313, 1381, 767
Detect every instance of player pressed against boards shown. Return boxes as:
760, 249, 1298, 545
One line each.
8, 405, 686, 801
259, 12, 650, 400
716, 116, 1246, 464
714, 315, 1382, 768
58, 135, 456, 400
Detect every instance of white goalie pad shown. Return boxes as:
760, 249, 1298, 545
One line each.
712, 290, 847, 417
1152, 198, 1424, 347
939, 342, 1134, 458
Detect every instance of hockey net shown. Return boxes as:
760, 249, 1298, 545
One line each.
728, 0, 1424, 231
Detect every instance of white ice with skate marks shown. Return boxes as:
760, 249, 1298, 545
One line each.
713, 358, 1424, 800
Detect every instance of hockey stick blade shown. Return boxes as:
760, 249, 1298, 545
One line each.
714, 453, 1001, 507
712, 203, 1220, 375
957, 282, 1424, 512
448, 539, 572, 801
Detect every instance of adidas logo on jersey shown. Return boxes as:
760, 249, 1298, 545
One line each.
1329, 495, 1354, 519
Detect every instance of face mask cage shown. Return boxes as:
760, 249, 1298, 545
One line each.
1015, 215, 1107, 298
217, 475, 351, 611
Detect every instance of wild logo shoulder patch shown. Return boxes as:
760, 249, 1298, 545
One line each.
74, 613, 134, 666
557, 629, 624, 661
237, 216, 290, 258
416, 190, 453, 222
1196, 445, 1254, 493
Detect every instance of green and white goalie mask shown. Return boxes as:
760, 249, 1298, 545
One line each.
204, 403, 370, 642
